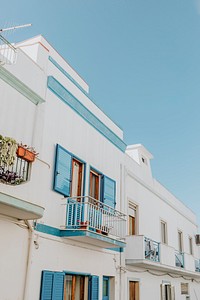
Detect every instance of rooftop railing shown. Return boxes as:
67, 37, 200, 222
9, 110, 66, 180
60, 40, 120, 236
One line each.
0, 34, 17, 65
61, 196, 126, 241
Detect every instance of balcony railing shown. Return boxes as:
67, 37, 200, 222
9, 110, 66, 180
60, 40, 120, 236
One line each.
195, 259, 200, 272
144, 237, 160, 262
175, 250, 184, 268
0, 156, 29, 185
0, 34, 17, 65
61, 196, 126, 241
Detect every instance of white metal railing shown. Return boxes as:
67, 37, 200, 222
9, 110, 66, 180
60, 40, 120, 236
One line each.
144, 237, 160, 262
0, 34, 17, 65
195, 259, 200, 272
61, 196, 126, 241
175, 250, 184, 268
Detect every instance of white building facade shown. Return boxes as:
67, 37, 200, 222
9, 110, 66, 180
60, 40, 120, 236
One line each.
0, 34, 199, 300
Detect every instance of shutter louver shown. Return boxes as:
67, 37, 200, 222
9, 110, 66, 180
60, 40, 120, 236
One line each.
54, 144, 72, 197
67, 199, 82, 228
102, 176, 116, 209
40, 271, 54, 300
89, 275, 99, 300
52, 272, 65, 300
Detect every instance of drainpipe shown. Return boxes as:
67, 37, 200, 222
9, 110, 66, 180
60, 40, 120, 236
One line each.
23, 220, 34, 300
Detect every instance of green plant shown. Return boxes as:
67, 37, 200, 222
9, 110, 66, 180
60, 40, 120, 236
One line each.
0, 135, 18, 166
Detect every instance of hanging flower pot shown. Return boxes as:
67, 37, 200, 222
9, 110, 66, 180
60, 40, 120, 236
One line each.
17, 146, 37, 162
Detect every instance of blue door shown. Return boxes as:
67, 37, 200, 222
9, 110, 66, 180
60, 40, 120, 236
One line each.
103, 277, 109, 300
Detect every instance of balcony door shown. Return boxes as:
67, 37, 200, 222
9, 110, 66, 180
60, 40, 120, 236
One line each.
89, 169, 100, 201
161, 284, 175, 300
71, 158, 83, 199
64, 275, 88, 300
129, 281, 139, 300
128, 202, 137, 235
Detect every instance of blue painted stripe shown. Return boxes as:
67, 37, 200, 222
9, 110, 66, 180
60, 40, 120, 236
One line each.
48, 56, 123, 131
35, 223, 126, 248
49, 56, 89, 96
35, 223, 61, 237
47, 76, 126, 152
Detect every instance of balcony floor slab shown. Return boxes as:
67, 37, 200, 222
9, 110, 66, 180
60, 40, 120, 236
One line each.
60, 229, 126, 249
0, 191, 44, 220
125, 259, 200, 279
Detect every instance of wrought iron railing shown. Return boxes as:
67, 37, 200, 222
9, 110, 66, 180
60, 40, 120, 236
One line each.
195, 259, 200, 272
0, 157, 29, 185
0, 34, 17, 65
175, 250, 184, 268
144, 237, 160, 262
61, 196, 126, 241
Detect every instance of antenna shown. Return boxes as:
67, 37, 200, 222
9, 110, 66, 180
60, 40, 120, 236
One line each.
0, 23, 32, 33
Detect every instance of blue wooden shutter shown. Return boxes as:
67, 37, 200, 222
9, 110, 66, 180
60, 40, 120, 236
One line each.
102, 176, 116, 209
89, 275, 99, 300
54, 144, 72, 197
52, 272, 65, 300
40, 271, 54, 300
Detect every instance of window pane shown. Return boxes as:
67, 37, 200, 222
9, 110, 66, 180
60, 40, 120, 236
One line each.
178, 231, 183, 252
65, 275, 72, 300
129, 215, 135, 235
103, 278, 109, 296
161, 221, 167, 244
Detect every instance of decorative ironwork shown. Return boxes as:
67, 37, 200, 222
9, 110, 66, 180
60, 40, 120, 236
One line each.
0, 156, 29, 185
144, 237, 160, 262
61, 196, 126, 241
195, 259, 200, 272
175, 250, 184, 268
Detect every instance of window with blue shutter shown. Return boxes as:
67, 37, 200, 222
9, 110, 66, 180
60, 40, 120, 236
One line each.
102, 176, 116, 209
40, 271, 54, 300
40, 271, 65, 300
89, 275, 99, 300
54, 144, 72, 197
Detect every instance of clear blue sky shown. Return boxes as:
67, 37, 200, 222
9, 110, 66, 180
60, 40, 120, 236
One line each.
1, 0, 200, 227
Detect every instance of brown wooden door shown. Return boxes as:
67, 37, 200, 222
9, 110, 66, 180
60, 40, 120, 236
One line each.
129, 281, 139, 300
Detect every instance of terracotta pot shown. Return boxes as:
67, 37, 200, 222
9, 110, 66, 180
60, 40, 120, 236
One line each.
17, 146, 36, 162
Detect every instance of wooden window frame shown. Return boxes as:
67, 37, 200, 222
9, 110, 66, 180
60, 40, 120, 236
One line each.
161, 220, 168, 244
128, 202, 138, 236
89, 169, 101, 201
178, 230, 183, 252
188, 236, 193, 255
71, 158, 84, 199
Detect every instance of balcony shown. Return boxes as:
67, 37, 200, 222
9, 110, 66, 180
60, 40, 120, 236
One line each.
125, 235, 160, 267
125, 235, 200, 277
60, 196, 126, 249
0, 34, 16, 65
0, 157, 46, 220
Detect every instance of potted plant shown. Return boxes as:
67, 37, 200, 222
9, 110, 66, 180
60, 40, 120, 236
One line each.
17, 143, 38, 162
0, 135, 18, 166
80, 221, 89, 229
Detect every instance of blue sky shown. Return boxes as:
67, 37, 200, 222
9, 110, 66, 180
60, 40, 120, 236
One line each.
1, 0, 200, 226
